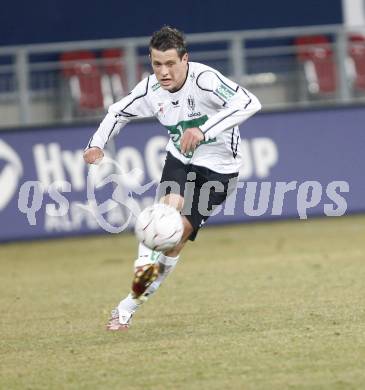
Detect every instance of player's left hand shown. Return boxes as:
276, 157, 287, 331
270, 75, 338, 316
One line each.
180, 127, 204, 154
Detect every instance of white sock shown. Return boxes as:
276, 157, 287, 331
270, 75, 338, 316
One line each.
117, 293, 141, 314
134, 243, 161, 268
142, 254, 180, 299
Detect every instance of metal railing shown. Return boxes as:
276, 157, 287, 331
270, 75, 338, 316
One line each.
1, 24, 365, 128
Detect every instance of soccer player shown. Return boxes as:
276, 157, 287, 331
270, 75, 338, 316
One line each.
83, 26, 261, 330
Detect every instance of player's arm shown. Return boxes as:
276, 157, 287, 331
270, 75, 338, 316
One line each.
84, 77, 153, 164
195, 70, 261, 141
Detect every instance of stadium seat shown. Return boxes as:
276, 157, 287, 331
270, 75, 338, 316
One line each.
60, 51, 105, 111
348, 34, 365, 92
101, 49, 128, 101
295, 36, 337, 95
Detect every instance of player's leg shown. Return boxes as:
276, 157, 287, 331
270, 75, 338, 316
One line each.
122, 196, 193, 305
130, 157, 191, 298
159, 192, 193, 255
139, 202, 193, 301
107, 154, 189, 330
107, 242, 160, 330
140, 165, 240, 307
108, 155, 239, 330
131, 205, 192, 297
107, 206, 193, 331
127, 163, 239, 307
134, 159, 203, 302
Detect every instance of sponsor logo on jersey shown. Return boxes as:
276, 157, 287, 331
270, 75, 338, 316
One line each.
0, 139, 23, 211
189, 72, 196, 81
165, 115, 216, 158
215, 83, 235, 101
188, 112, 202, 118
171, 100, 179, 107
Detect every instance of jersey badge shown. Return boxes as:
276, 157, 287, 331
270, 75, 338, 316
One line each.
187, 95, 201, 118
187, 95, 195, 112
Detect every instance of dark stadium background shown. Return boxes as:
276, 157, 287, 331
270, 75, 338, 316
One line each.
1, 0, 342, 45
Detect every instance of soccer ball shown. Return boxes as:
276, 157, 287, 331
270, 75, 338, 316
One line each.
135, 204, 184, 251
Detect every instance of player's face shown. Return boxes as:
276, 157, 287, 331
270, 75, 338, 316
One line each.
150, 48, 188, 92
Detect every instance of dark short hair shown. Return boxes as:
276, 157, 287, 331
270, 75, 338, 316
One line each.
149, 26, 187, 59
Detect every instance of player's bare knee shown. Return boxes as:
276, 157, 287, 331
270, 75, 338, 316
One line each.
160, 194, 184, 211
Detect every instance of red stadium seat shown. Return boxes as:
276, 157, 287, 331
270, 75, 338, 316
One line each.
295, 36, 337, 95
101, 49, 147, 99
60, 51, 105, 111
348, 34, 365, 92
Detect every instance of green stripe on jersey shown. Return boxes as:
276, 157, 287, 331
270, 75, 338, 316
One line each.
165, 115, 216, 158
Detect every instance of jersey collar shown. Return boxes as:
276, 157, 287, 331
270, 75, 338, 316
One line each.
167, 63, 190, 94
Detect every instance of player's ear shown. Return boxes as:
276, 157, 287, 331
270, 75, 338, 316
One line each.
149, 49, 154, 63
182, 53, 188, 63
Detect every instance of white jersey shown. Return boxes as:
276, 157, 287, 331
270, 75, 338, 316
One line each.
88, 62, 261, 174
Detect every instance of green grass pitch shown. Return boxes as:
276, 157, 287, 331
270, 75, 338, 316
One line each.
1, 215, 365, 389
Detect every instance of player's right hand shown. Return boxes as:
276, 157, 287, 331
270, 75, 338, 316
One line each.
180, 127, 204, 154
83, 147, 104, 165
